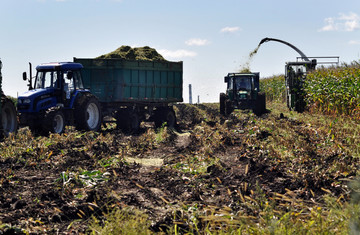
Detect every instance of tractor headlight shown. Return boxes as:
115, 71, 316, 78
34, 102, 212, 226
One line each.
23, 99, 31, 104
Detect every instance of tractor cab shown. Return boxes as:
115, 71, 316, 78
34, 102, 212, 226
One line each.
18, 62, 84, 113
224, 73, 260, 103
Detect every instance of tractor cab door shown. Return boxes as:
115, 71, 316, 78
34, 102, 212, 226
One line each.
63, 70, 84, 106
225, 76, 235, 101
34, 70, 64, 104
253, 73, 260, 92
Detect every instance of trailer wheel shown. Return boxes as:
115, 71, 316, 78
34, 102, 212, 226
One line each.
130, 112, 140, 132
75, 96, 101, 131
115, 110, 127, 131
43, 109, 65, 134
1, 99, 18, 136
165, 109, 176, 128
219, 93, 226, 115
116, 110, 140, 133
154, 107, 176, 128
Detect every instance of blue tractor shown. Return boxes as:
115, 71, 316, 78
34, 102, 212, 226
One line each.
18, 62, 102, 135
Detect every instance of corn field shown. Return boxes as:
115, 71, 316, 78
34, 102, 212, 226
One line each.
304, 61, 360, 119
260, 75, 286, 102
260, 60, 360, 119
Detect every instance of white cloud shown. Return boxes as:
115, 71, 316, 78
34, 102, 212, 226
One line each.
319, 12, 360, 32
185, 38, 210, 46
220, 26, 241, 33
158, 49, 197, 59
349, 40, 360, 45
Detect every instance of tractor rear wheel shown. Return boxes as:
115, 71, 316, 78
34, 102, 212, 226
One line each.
1, 98, 18, 136
219, 93, 226, 115
253, 93, 266, 115
224, 99, 233, 116
75, 95, 102, 131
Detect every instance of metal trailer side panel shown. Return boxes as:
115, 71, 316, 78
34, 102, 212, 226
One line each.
74, 58, 183, 104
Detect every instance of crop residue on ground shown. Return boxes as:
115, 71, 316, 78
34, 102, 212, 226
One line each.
1, 102, 359, 234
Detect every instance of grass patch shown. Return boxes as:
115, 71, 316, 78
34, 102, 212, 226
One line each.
88, 207, 151, 235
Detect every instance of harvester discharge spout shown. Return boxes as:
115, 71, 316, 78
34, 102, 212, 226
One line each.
258, 37, 310, 62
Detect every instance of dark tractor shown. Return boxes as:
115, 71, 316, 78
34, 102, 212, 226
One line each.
220, 72, 266, 116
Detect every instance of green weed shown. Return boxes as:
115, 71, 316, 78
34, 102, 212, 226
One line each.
88, 207, 151, 235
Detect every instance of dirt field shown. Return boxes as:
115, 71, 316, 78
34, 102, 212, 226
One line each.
0, 102, 359, 234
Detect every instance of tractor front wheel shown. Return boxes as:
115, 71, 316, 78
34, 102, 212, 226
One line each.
43, 109, 65, 134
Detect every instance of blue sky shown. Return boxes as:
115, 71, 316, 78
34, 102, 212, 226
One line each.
1, 0, 359, 102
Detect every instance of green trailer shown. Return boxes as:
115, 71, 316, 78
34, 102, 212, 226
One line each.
73, 57, 183, 131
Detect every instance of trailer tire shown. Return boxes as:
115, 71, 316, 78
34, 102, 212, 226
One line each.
43, 109, 65, 134
219, 93, 226, 115
154, 107, 176, 128
1, 98, 18, 136
75, 96, 101, 131
116, 110, 140, 133
165, 109, 176, 128
130, 112, 140, 133
115, 111, 126, 130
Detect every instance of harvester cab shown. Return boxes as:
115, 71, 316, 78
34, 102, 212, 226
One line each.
220, 72, 266, 116
285, 59, 317, 112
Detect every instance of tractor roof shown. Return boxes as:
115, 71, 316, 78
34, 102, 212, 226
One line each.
36, 62, 83, 71
226, 72, 259, 77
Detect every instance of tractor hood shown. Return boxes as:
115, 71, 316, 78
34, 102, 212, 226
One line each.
18, 88, 53, 100
17, 88, 57, 112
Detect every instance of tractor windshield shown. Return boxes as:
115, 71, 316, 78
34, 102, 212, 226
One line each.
34, 70, 62, 89
235, 77, 252, 91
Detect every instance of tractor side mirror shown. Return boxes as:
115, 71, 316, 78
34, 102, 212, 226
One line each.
224, 77, 229, 83
22, 72, 27, 81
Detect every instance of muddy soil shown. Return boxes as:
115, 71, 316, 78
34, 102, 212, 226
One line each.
0, 103, 357, 234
